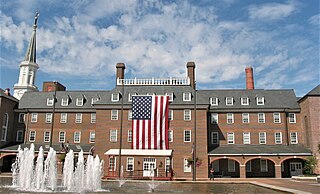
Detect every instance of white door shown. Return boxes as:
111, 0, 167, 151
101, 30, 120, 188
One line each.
143, 158, 156, 177
290, 162, 302, 176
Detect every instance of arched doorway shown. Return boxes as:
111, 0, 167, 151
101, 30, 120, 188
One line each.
0, 154, 16, 172
245, 158, 275, 178
210, 158, 240, 178
281, 158, 306, 178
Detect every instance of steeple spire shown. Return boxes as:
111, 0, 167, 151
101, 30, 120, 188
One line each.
13, 11, 40, 100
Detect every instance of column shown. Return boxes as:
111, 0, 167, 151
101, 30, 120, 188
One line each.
240, 164, 246, 178
275, 164, 282, 178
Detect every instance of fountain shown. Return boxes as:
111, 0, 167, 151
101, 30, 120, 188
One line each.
148, 167, 160, 193
11, 144, 103, 192
118, 165, 126, 187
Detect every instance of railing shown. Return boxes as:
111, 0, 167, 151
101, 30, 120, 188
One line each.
106, 169, 174, 180
117, 77, 190, 86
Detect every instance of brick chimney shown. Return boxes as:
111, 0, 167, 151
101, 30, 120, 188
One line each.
116, 63, 125, 83
187, 62, 196, 89
245, 66, 254, 90
4, 88, 10, 96
43, 82, 66, 92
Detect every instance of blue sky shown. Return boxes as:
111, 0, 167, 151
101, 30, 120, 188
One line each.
0, 0, 319, 96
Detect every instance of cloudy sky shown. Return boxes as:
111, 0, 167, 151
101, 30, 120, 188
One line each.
0, 0, 319, 96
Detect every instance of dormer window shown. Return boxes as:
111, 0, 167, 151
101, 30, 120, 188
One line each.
226, 97, 233, 106
241, 97, 249, 105
76, 98, 84, 106
61, 98, 69, 106
210, 97, 218, 106
47, 98, 54, 106
91, 97, 99, 104
128, 93, 137, 102
111, 93, 119, 102
257, 97, 265, 105
166, 93, 174, 102
183, 92, 191, 101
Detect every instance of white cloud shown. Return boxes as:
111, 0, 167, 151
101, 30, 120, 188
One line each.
309, 14, 320, 26
248, 1, 298, 20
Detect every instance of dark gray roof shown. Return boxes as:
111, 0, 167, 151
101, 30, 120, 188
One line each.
208, 145, 312, 155
0, 143, 93, 154
298, 85, 320, 102
198, 89, 300, 110
19, 91, 109, 109
0, 88, 19, 102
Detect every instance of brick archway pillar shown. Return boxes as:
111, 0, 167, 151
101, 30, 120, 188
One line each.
275, 164, 282, 178
240, 165, 246, 178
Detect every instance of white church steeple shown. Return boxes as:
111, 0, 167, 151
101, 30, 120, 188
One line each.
13, 11, 40, 100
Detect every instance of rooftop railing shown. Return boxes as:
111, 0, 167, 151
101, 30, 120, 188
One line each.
117, 77, 190, 86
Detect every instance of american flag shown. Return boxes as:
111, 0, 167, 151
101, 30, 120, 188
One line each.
132, 95, 169, 149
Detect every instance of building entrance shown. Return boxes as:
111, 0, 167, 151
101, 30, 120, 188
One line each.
290, 162, 302, 176
143, 158, 156, 177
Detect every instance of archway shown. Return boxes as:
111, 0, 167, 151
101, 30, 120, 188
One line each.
0, 154, 16, 172
281, 158, 306, 178
245, 158, 275, 178
210, 158, 240, 178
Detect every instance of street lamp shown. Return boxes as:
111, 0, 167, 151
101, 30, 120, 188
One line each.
49, 81, 57, 148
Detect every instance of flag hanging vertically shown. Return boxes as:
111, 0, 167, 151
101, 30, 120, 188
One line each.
132, 95, 169, 150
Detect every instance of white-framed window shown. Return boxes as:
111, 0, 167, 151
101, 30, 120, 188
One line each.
91, 97, 99, 104
16, 130, 24, 142
211, 113, 218, 124
260, 159, 268, 172
228, 159, 235, 172
59, 131, 65, 143
74, 131, 81, 143
31, 113, 38, 123
18, 113, 25, 123
47, 98, 54, 106
91, 113, 96, 123
256, 97, 265, 105
76, 98, 84, 106
127, 157, 134, 171
275, 132, 282, 144
29, 131, 36, 142
259, 132, 266, 144
1, 113, 8, 141
46, 113, 53, 123
288, 113, 296, 123
242, 113, 250, 123
60, 113, 67, 123
183, 92, 191, 101
246, 160, 252, 172
128, 110, 132, 120
89, 131, 95, 143
75, 113, 82, 123
273, 113, 281, 123
128, 130, 132, 142
243, 132, 250, 144
227, 132, 234, 144
109, 157, 116, 171
168, 130, 173, 142
168, 110, 173, 120
290, 132, 298, 144
184, 130, 191, 142
44, 131, 50, 142
165, 158, 171, 172
166, 93, 174, 102
227, 113, 234, 124
184, 110, 191, 121
61, 98, 69, 106
110, 130, 117, 142
111, 93, 119, 102
241, 97, 249, 105
184, 158, 191, 172
258, 113, 265, 123
210, 97, 218, 106
128, 93, 137, 102
211, 132, 219, 144
226, 97, 234, 106
111, 110, 118, 120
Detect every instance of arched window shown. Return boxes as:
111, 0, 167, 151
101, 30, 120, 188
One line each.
1, 113, 9, 141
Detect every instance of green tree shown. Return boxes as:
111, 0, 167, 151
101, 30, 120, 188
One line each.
304, 156, 318, 175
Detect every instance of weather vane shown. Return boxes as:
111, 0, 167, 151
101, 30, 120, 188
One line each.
34, 9, 40, 26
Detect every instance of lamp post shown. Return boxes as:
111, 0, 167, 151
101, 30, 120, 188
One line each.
118, 80, 124, 178
193, 82, 197, 181
49, 82, 57, 148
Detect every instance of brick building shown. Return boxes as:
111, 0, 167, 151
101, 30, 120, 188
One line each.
0, 13, 317, 179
